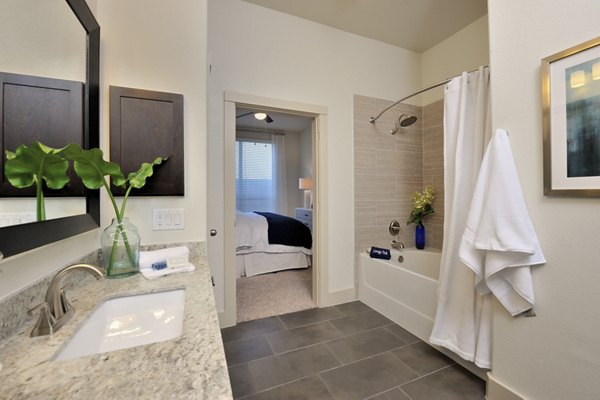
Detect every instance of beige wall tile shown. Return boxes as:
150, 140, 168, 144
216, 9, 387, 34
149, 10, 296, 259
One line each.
354, 94, 444, 261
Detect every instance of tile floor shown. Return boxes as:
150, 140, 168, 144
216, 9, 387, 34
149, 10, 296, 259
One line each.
221, 301, 486, 400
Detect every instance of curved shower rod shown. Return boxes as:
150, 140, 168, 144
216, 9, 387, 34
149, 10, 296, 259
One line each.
369, 65, 489, 124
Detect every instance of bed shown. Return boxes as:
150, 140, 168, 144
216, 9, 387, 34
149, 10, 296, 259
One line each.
236, 210, 312, 277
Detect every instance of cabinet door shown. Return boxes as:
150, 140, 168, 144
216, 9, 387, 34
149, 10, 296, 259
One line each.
110, 86, 184, 196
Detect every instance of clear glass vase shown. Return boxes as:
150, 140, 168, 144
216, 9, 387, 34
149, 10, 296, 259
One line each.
100, 217, 140, 278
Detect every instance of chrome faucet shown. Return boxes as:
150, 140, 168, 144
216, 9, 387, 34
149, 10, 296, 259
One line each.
29, 264, 105, 337
391, 240, 405, 250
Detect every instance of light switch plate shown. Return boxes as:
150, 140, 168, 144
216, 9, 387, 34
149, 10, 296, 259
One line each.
153, 209, 184, 230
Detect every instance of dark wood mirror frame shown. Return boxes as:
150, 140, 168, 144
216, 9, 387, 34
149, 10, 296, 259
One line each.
0, 0, 100, 259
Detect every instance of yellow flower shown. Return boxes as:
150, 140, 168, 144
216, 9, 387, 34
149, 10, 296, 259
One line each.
407, 185, 435, 226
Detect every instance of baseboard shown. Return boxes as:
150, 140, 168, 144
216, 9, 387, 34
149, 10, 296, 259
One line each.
319, 287, 356, 307
487, 373, 525, 400
218, 310, 235, 329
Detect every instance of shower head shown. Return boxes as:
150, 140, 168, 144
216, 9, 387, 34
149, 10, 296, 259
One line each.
400, 115, 417, 127
390, 114, 418, 135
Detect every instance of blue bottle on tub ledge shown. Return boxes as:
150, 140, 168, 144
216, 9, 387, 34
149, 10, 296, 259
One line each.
415, 224, 425, 249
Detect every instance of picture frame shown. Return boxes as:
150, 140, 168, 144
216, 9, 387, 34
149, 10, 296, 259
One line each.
542, 36, 600, 196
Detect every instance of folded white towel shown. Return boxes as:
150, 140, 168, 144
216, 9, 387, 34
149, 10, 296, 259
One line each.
460, 129, 546, 316
139, 245, 190, 270
139, 246, 194, 279
140, 262, 195, 279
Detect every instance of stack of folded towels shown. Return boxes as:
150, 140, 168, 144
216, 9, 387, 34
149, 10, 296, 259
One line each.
138, 245, 195, 279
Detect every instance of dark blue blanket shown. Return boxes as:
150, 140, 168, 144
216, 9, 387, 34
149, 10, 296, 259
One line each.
254, 211, 312, 249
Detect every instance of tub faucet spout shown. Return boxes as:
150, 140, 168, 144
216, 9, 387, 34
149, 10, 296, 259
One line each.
391, 240, 405, 250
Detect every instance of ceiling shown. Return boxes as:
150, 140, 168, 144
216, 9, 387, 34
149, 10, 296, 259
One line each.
241, 0, 488, 53
236, 108, 313, 132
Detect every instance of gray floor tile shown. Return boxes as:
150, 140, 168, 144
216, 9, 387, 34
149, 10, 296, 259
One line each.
334, 301, 372, 315
278, 306, 344, 329
249, 343, 340, 391
385, 324, 421, 344
228, 364, 256, 399
224, 335, 274, 366
325, 327, 406, 364
392, 342, 454, 376
368, 388, 411, 400
401, 364, 486, 400
319, 352, 418, 400
221, 316, 285, 343
267, 321, 342, 354
329, 310, 392, 335
244, 375, 334, 400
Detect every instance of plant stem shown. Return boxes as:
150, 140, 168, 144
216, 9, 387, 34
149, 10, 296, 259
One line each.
103, 180, 136, 275
35, 178, 45, 222
35, 159, 46, 221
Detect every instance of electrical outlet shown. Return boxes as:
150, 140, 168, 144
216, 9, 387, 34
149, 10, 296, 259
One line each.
153, 208, 184, 230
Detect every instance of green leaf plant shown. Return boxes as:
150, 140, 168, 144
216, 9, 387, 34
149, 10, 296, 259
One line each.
4, 142, 70, 222
64, 144, 166, 275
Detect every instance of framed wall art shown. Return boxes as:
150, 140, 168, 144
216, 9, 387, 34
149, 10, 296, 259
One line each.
542, 36, 600, 196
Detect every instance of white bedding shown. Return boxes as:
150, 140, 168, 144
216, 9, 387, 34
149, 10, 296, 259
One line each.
235, 210, 312, 277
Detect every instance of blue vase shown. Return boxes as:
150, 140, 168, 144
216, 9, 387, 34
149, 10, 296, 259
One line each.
415, 224, 425, 249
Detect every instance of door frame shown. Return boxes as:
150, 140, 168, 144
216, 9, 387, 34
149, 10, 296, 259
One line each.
221, 92, 328, 327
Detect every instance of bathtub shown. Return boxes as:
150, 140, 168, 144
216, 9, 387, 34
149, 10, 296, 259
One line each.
358, 248, 441, 341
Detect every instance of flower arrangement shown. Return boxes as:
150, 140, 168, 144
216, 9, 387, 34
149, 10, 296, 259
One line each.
407, 185, 435, 226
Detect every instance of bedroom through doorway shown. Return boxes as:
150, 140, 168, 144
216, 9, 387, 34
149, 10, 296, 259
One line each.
234, 107, 316, 322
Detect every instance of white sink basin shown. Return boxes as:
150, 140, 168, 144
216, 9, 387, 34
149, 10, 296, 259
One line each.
54, 289, 185, 361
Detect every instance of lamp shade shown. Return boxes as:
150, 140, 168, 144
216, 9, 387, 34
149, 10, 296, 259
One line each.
299, 177, 313, 190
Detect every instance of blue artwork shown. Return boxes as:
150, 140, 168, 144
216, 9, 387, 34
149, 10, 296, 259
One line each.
565, 57, 600, 177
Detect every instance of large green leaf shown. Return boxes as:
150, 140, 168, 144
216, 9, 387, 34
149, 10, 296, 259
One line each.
127, 157, 167, 189
4, 142, 69, 190
64, 144, 126, 189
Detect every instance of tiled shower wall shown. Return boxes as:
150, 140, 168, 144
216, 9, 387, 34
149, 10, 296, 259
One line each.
354, 95, 444, 255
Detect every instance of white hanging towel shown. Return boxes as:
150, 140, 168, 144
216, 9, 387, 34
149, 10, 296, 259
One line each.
459, 129, 546, 316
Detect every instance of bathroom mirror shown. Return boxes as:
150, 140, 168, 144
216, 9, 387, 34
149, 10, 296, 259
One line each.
0, 0, 100, 259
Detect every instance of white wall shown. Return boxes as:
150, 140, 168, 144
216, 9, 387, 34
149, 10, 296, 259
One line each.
208, 0, 421, 300
97, 0, 207, 245
488, 1, 600, 399
283, 131, 304, 216
0, 0, 207, 300
299, 126, 313, 179
421, 15, 489, 105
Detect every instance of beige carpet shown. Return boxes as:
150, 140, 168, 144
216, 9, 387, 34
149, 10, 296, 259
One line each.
236, 268, 315, 323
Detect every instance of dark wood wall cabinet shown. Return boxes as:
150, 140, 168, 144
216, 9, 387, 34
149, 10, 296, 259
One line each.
109, 86, 184, 196
0, 71, 85, 196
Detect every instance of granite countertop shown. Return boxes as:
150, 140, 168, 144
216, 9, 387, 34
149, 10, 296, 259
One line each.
0, 254, 232, 400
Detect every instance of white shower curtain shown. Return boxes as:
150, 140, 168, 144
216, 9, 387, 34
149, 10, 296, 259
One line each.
271, 133, 288, 214
429, 66, 493, 369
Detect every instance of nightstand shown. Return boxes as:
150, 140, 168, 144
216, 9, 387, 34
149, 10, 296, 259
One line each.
295, 207, 313, 232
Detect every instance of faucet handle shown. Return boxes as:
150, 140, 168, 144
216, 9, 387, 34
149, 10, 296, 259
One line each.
28, 301, 56, 337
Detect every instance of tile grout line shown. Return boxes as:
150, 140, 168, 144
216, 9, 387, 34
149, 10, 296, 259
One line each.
398, 363, 456, 387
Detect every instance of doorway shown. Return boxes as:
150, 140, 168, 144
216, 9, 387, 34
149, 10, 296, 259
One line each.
234, 107, 315, 322
217, 92, 327, 327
